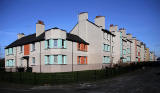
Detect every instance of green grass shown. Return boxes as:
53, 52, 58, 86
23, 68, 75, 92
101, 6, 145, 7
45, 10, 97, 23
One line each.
0, 61, 159, 85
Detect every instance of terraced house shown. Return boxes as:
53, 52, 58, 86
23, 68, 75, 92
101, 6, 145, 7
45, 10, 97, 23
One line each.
5, 12, 156, 73
109, 25, 132, 63
5, 12, 115, 73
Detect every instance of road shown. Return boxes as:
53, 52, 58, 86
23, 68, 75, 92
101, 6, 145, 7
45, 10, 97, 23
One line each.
0, 67, 160, 93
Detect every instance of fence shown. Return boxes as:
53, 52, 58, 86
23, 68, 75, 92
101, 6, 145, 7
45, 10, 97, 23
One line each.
0, 61, 159, 85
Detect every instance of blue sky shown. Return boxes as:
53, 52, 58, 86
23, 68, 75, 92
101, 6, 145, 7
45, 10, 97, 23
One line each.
0, 0, 160, 57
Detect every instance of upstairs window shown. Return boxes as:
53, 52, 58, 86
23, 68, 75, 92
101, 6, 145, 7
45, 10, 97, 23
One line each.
5, 49, 8, 55
30, 43, 35, 51
77, 43, 88, 52
45, 39, 67, 49
20, 46, 23, 53
8, 48, 13, 55
54, 39, 58, 48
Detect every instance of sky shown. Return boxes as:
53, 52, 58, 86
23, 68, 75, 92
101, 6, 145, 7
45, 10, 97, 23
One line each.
0, 0, 160, 57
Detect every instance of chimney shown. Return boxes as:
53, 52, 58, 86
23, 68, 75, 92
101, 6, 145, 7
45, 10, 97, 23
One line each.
78, 12, 88, 22
109, 24, 118, 32
95, 16, 105, 29
17, 33, 25, 39
127, 33, 132, 39
119, 28, 126, 35
36, 20, 45, 37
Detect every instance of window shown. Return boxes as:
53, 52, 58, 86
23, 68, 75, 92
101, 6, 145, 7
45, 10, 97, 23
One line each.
54, 55, 58, 63
62, 55, 66, 64
20, 59, 23, 67
45, 55, 66, 65
20, 46, 23, 53
54, 39, 58, 48
77, 43, 80, 50
6, 59, 15, 67
8, 48, 13, 55
127, 56, 130, 62
103, 44, 110, 52
77, 43, 87, 51
32, 43, 35, 51
123, 49, 126, 55
45, 40, 49, 49
123, 58, 127, 62
103, 56, 110, 63
5, 49, 8, 55
77, 56, 88, 64
45, 55, 50, 64
127, 48, 130, 54
45, 39, 66, 49
32, 57, 35, 65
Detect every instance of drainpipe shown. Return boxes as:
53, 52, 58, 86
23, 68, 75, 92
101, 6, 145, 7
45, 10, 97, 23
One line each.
110, 34, 112, 67
15, 47, 17, 71
130, 42, 131, 63
40, 41, 41, 73
72, 41, 73, 72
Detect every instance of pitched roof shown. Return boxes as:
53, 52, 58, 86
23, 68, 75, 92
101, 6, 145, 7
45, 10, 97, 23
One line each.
66, 33, 89, 45
102, 29, 115, 36
5, 33, 45, 49
5, 31, 89, 49
87, 20, 100, 27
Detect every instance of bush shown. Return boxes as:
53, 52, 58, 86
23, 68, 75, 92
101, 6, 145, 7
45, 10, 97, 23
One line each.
17, 67, 25, 72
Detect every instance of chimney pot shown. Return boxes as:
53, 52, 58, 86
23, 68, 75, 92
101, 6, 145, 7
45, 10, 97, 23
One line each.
37, 20, 44, 25
110, 24, 113, 27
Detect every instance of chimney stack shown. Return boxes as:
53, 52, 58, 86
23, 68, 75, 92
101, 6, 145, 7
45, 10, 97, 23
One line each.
17, 33, 25, 39
109, 24, 118, 32
95, 16, 105, 29
36, 20, 45, 37
78, 12, 88, 22
119, 28, 126, 35
127, 33, 132, 39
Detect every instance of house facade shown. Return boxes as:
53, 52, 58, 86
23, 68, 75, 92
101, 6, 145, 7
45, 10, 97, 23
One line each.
5, 12, 115, 73
109, 25, 132, 64
5, 12, 156, 73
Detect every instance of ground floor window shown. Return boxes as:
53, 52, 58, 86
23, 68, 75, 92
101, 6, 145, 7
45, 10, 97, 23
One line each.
32, 57, 35, 65
103, 56, 110, 63
123, 58, 127, 62
45, 55, 66, 65
77, 56, 88, 64
127, 56, 131, 62
6, 59, 15, 67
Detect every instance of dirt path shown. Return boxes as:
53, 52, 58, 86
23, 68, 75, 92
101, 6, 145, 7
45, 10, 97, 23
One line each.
1, 67, 160, 93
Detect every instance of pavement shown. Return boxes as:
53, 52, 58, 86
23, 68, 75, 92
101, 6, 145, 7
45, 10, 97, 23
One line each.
0, 66, 160, 93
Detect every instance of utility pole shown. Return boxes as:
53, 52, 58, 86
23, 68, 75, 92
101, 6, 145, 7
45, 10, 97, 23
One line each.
0, 44, 2, 59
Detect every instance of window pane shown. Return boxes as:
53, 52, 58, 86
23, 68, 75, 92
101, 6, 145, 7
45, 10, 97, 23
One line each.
49, 55, 53, 64
45, 56, 48, 64
58, 39, 62, 48
54, 55, 58, 63
49, 39, 54, 48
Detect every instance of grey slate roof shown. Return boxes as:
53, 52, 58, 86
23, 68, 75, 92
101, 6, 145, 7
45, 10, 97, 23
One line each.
5, 32, 89, 49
